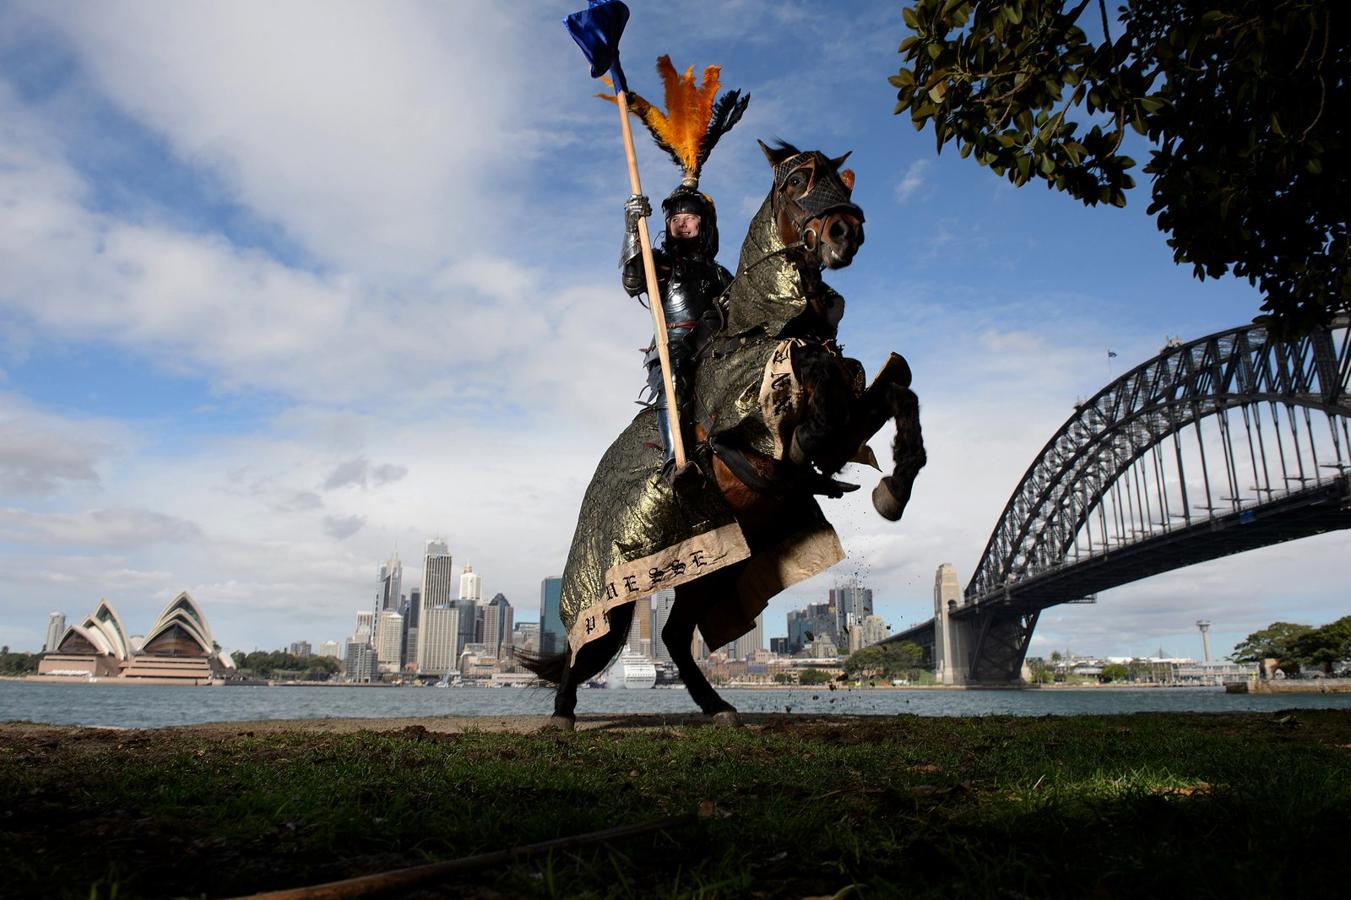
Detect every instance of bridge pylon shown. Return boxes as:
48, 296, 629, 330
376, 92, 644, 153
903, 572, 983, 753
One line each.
932, 564, 970, 685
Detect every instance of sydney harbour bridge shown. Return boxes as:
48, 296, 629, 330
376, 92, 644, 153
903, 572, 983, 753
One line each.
885, 316, 1351, 683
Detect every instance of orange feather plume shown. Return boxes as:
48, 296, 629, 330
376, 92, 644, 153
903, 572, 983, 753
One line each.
599, 56, 749, 186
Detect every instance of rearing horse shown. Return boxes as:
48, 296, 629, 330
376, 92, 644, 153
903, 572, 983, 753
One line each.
522, 141, 925, 728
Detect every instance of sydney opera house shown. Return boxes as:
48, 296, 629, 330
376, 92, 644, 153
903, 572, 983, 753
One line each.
37, 592, 237, 685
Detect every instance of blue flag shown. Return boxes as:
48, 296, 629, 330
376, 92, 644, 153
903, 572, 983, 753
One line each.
564, 0, 630, 93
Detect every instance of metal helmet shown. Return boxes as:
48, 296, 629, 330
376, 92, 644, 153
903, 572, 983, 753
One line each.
661, 184, 719, 258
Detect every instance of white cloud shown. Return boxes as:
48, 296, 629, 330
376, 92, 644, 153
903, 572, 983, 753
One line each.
0, 506, 200, 547
22, 0, 539, 277
323, 514, 366, 540
895, 159, 931, 203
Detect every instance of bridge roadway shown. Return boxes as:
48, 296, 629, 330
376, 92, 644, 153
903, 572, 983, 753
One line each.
888, 474, 1351, 654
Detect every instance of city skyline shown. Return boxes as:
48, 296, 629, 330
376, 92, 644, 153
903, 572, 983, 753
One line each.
1, 2, 1343, 662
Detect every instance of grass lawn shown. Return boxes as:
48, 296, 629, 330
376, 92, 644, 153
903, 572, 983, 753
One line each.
2, 710, 1349, 898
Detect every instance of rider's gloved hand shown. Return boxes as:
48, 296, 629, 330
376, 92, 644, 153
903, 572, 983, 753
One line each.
624, 194, 652, 232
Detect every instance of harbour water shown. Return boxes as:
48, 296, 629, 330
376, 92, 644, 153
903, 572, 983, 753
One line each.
4, 680, 1350, 729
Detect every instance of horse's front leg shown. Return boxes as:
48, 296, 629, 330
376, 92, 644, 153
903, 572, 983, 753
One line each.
873, 380, 926, 521
664, 587, 740, 725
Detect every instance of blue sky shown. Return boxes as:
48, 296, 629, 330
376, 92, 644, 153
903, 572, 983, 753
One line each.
1, 0, 1343, 661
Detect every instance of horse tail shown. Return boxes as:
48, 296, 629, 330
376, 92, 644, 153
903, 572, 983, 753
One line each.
515, 649, 569, 685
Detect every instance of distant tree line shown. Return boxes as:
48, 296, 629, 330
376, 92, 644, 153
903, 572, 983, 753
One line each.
842, 641, 930, 683
230, 650, 342, 681
0, 647, 40, 675
1232, 617, 1351, 675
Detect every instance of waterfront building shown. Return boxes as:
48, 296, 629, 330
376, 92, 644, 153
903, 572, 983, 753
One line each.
344, 641, 378, 682
44, 612, 66, 653
769, 636, 789, 656
627, 595, 653, 656
38, 593, 237, 683
318, 640, 341, 658
418, 605, 461, 677
539, 576, 564, 655
483, 593, 513, 658
289, 640, 312, 658
375, 611, 403, 673
415, 540, 453, 672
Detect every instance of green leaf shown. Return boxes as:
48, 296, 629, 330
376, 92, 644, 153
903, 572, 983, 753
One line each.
902, 7, 919, 29
1306, 158, 1323, 174
1003, 5, 1023, 25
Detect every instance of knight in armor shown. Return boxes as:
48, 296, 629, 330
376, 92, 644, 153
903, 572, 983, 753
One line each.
621, 184, 733, 479
606, 56, 749, 482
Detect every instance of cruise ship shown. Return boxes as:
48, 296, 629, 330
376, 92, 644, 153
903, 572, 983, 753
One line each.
604, 648, 657, 689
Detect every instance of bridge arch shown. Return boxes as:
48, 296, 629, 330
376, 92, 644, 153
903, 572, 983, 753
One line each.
967, 316, 1351, 605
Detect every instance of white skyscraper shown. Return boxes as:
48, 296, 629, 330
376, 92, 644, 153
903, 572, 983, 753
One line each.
352, 610, 375, 645
415, 540, 453, 673
458, 564, 482, 602
44, 612, 66, 653
419, 606, 461, 677
375, 611, 403, 673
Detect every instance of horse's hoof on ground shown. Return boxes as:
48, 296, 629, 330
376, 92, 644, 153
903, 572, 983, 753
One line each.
542, 716, 575, 732
873, 476, 911, 521
712, 710, 743, 728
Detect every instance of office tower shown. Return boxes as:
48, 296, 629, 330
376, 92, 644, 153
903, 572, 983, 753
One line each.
419, 606, 461, 677
449, 597, 479, 663
539, 576, 564, 655
415, 540, 453, 672
377, 552, 403, 613
483, 593, 513, 658
375, 611, 403, 673
628, 595, 653, 655
319, 640, 341, 658
769, 636, 789, 655
830, 577, 873, 634
786, 603, 839, 654
44, 612, 66, 653
289, 640, 312, 657
650, 589, 675, 661
352, 610, 375, 646
459, 564, 482, 602
344, 642, 379, 682
733, 614, 764, 660
512, 621, 540, 653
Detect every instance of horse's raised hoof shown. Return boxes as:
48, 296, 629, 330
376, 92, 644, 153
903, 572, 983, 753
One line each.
873, 476, 912, 522
712, 710, 743, 728
542, 715, 576, 733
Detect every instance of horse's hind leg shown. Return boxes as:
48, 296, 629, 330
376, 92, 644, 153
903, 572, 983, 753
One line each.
547, 603, 633, 731
664, 585, 740, 725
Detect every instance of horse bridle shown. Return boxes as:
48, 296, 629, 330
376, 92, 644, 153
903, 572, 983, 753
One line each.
771, 151, 864, 253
